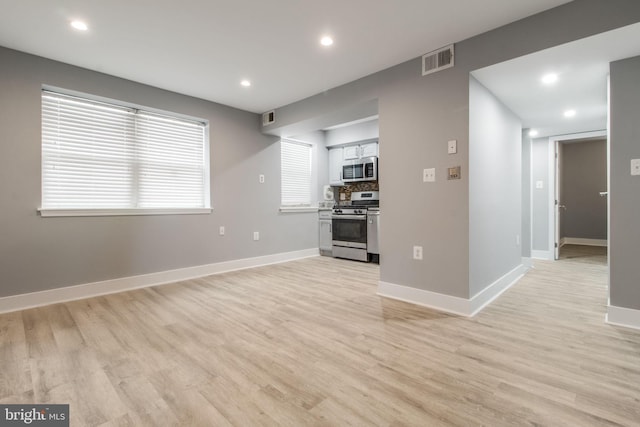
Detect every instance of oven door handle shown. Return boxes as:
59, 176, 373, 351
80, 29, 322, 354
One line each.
332, 215, 367, 220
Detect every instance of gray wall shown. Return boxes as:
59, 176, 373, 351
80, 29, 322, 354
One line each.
0, 46, 319, 298
610, 55, 640, 310
262, 0, 640, 300
325, 120, 379, 147
531, 138, 550, 253
557, 142, 564, 241
469, 77, 522, 297
522, 132, 532, 258
560, 139, 607, 240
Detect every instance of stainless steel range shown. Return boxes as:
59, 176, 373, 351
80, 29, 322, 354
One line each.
332, 191, 379, 262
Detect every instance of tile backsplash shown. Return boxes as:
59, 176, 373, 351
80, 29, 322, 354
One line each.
335, 181, 379, 202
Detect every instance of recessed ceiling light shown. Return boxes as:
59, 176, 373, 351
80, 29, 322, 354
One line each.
320, 36, 334, 47
564, 109, 577, 118
70, 20, 88, 31
240, 80, 251, 87
529, 129, 539, 137
541, 73, 558, 85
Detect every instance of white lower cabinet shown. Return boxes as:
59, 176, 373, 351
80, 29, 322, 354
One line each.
319, 210, 333, 254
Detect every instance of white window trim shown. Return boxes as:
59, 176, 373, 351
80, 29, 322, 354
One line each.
279, 206, 318, 213
40, 86, 211, 217
39, 208, 212, 217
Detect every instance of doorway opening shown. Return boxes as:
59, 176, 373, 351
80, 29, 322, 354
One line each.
550, 131, 608, 263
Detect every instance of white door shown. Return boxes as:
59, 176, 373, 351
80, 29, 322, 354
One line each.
554, 140, 562, 260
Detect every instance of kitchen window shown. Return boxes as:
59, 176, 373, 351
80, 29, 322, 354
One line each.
40, 88, 210, 216
280, 139, 312, 209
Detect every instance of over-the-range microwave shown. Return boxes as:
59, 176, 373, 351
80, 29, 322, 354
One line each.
342, 157, 378, 183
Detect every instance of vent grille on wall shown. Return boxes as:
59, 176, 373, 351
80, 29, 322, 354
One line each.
262, 110, 275, 126
422, 44, 455, 76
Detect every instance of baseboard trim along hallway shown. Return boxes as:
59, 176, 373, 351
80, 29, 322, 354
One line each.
377, 264, 527, 317
563, 237, 608, 247
0, 248, 319, 314
606, 305, 640, 330
532, 250, 554, 260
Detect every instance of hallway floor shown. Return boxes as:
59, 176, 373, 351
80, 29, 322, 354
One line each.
1, 252, 638, 426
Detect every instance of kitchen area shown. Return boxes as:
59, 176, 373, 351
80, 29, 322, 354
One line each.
318, 117, 380, 264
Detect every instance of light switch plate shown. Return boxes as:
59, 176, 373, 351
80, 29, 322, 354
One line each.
536, 180, 544, 189
253, 231, 260, 241
219, 226, 225, 236
447, 140, 457, 154
631, 159, 640, 176
423, 168, 436, 182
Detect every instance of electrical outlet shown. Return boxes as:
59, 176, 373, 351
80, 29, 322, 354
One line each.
413, 245, 423, 260
219, 226, 225, 236
259, 174, 265, 183
253, 231, 260, 241
423, 168, 435, 183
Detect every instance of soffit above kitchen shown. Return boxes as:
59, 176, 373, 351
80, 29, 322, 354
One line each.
0, 0, 571, 114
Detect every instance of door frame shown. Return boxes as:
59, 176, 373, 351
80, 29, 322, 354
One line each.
547, 130, 607, 260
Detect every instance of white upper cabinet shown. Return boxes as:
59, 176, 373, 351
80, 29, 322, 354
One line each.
360, 141, 378, 158
343, 145, 360, 160
329, 147, 344, 186
343, 141, 378, 160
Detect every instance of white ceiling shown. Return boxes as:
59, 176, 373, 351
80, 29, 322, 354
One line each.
472, 22, 640, 138
0, 0, 572, 113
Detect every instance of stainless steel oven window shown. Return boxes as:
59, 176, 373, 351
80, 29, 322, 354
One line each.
332, 217, 367, 245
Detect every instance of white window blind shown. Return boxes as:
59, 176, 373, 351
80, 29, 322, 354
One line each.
281, 139, 312, 206
41, 90, 208, 213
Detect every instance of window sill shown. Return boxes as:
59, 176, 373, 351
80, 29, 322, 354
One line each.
279, 206, 318, 213
39, 208, 212, 217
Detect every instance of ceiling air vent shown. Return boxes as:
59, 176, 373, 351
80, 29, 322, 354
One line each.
262, 110, 275, 126
422, 44, 454, 76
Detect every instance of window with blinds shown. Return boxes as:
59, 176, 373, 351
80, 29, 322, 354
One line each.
41, 89, 209, 215
280, 139, 312, 207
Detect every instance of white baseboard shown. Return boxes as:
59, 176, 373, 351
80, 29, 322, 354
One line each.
377, 281, 471, 317
563, 237, 608, 247
532, 249, 553, 260
606, 305, 640, 330
377, 264, 526, 317
468, 264, 527, 316
0, 248, 319, 314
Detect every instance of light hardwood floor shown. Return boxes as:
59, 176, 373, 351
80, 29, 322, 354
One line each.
1, 252, 639, 426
